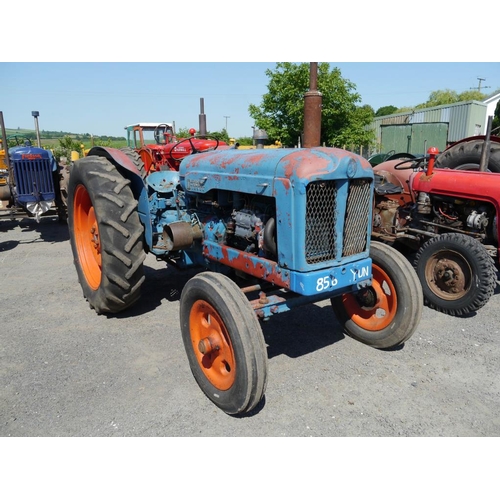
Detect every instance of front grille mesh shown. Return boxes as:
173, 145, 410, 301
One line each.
13, 159, 55, 203
305, 181, 338, 264
343, 179, 371, 257
305, 179, 371, 264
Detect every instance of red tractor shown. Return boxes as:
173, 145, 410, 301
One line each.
123, 122, 228, 175
372, 136, 500, 317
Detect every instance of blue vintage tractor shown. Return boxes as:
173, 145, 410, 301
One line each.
67, 144, 423, 415
0, 128, 66, 222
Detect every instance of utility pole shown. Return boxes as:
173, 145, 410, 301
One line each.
471, 77, 491, 92
224, 116, 230, 134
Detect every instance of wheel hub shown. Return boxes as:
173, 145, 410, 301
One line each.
433, 258, 466, 294
198, 336, 220, 355
356, 287, 378, 308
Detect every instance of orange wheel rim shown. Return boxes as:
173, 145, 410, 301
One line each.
73, 184, 102, 290
341, 263, 397, 330
189, 300, 236, 390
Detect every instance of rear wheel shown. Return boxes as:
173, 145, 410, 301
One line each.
435, 139, 500, 172
414, 233, 497, 316
180, 272, 268, 415
331, 241, 423, 349
68, 155, 146, 314
120, 147, 146, 178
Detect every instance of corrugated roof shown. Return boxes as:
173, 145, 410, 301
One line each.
125, 123, 173, 129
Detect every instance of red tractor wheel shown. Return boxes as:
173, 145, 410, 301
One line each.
331, 241, 423, 349
414, 233, 497, 316
68, 155, 146, 314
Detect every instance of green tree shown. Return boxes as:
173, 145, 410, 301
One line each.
458, 90, 487, 102
376, 105, 398, 117
175, 127, 229, 143
412, 88, 487, 110
237, 136, 254, 146
175, 127, 193, 139
248, 62, 375, 148
208, 128, 230, 144
52, 135, 83, 163
95, 138, 112, 147
416, 89, 459, 109
492, 100, 500, 134
336, 105, 375, 148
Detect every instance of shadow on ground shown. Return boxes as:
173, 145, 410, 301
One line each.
0, 216, 69, 247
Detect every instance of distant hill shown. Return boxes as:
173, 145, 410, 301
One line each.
4, 127, 125, 142
3, 127, 127, 149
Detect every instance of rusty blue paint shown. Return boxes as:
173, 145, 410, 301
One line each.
181, 148, 374, 273
180, 147, 372, 195
202, 241, 371, 296
146, 170, 180, 192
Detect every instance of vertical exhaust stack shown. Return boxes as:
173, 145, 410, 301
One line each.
199, 98, 207, 139
32, 111, 41, 147
303, 62, 322, 148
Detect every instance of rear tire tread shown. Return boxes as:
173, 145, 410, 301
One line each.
68, 155, 145, 314
435, 139, 500, 172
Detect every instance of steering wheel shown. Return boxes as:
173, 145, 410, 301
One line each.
394, 156, 429, 170
154, 124, 171, 144
169, 136, 220, 162
8, 135, 32, 147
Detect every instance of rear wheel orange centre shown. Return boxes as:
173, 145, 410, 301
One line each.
74, 185, 102, 290
189, 300, 236, 390
341, 264, 397, 330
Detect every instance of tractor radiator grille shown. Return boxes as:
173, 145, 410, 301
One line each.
305, 181, 338, 264
342, 179, 371, 257
305, 179, 371, 264
13, 159, 55, 203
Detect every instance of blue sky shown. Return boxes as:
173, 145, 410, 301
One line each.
2, 62, 499, 139
2, 3, 498, 140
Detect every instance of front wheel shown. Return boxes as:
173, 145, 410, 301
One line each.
414, 233, 497, 316
179, 272, 268, 415
68, 155, 146, 314
331, 241, 423, 349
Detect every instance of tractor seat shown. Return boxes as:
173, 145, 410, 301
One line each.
374, 174, 404, 195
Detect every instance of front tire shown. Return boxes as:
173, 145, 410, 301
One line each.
414, 233, 497, 316
180, 272, 268, 415
68, 155, 146, 314
331, 241, 423, 349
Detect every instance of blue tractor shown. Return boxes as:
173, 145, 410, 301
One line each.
0, 113, 66, 222
67, 143, 423, 415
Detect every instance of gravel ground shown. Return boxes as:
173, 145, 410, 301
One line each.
1, 216, 500, 439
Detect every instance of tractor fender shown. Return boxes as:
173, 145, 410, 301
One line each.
87, 146, 143, 177
86, 146, 152, 250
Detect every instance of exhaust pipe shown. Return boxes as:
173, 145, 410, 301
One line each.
199, 98, 207, 139
479, 115, 493, 172
303, 62, 322, 148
